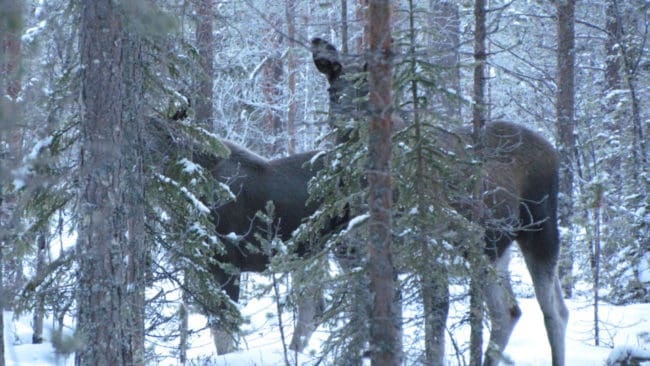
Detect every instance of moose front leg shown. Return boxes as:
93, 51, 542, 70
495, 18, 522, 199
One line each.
209, 267, 243, 355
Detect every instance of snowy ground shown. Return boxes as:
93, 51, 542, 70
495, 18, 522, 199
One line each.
4, 253, 649, 365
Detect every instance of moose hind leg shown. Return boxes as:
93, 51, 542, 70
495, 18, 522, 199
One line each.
482, 249, 521, 366
209, 269, 242, 355
421, 264, 450, 365
519, 229, 569, 366
211, 323, 238, 355
289, 284, 324, 352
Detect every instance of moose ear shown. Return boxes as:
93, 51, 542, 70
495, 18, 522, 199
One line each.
311, 38, 342, 83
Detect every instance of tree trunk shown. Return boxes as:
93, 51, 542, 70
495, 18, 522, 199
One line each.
421, 266, 449, 365
604, 0, 649, 206
468, 276, 484, 366
356, 0, 369, 52
75, 1, 146, 364
469, 1, 488, 364
614, 5, 648, 183
0, 241, 4, 366
556, 0, 576, 299
0, 3, 22, 364
32, 229, 47, 344
0, 0, 23, 318
341, 0, 349, 55
604, 0, 622, 99
186, 1, 216, 359
366, 1, 399, 365
286, 0, 297, 155
472, 0, 487, 136
0, 0, 21, 103
602, 0, 624, 192
591, 185, 603, 346
179, 280, 189, 364
428, 0, 461, 121
408, 1, 459, 363
195, 0, 214, 126
262, 15, 284, 156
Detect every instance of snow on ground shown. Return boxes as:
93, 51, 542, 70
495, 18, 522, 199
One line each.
5, 296, 649, 365
4, 252, 649, 365
3, 311, 73, 366
6, 298, 650, 365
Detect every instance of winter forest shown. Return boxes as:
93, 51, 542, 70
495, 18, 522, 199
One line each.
0, 0, 649, 365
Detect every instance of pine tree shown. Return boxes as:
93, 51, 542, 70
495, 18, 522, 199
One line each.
366, 1, 399, 364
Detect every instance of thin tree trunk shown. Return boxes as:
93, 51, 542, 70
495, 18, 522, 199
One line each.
619, 41, 648, 184
604, 1, 622, 99
1, 0, 22, 103
591, 185, 602, 346
195, 0, 214, 126
366, 1, 399, 365
190, 1, 215, 358
428, 0, 461, 121
179, 280, 189, 364
0, 4, 22, 364
341, 0, 348, 55
262, 15, 284, 156
0, 0, 23, 324
421, 267, 449, 365
604, 0, 649, 209
603, 0, 624, 191
357, 0, 368, 52
556, 0, 576, 299
0, 241, 4, 366
121, 6, 147, 361
408, 1, 457, 363
606, 0, 648, 180
472, 0, 487, 136
469, 1, 487, 364
32, 229, 47, 344
468, 276, 484, 366
286, 0, 297, 155
624, 72, 647, 181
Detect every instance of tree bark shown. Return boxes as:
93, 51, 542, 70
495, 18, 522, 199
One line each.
76, 1, 146, 364
472, 0, 487, 136
0, 241, 4, 366
604, 1, 622, 97
195, 0, 214, 126
286, 0, 297, 155
357, 0, 369, 52
0, 2, 22, 364
121, 8, 147, 360
341, 0, 349, 55
602, 0, 624, 191
185, 1, 216, 359
32, 229, 47, 344
366, 1, 399, 365
262, 15, 284, 156
0, 0, 21, 103
468, 276, 484, 366
0, 0, 23, 318
469, 1, 487, 363
613, 4, 648, 182
556, 0, 576, 299
428, 0, 461, 121
180, 280, 189, 364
